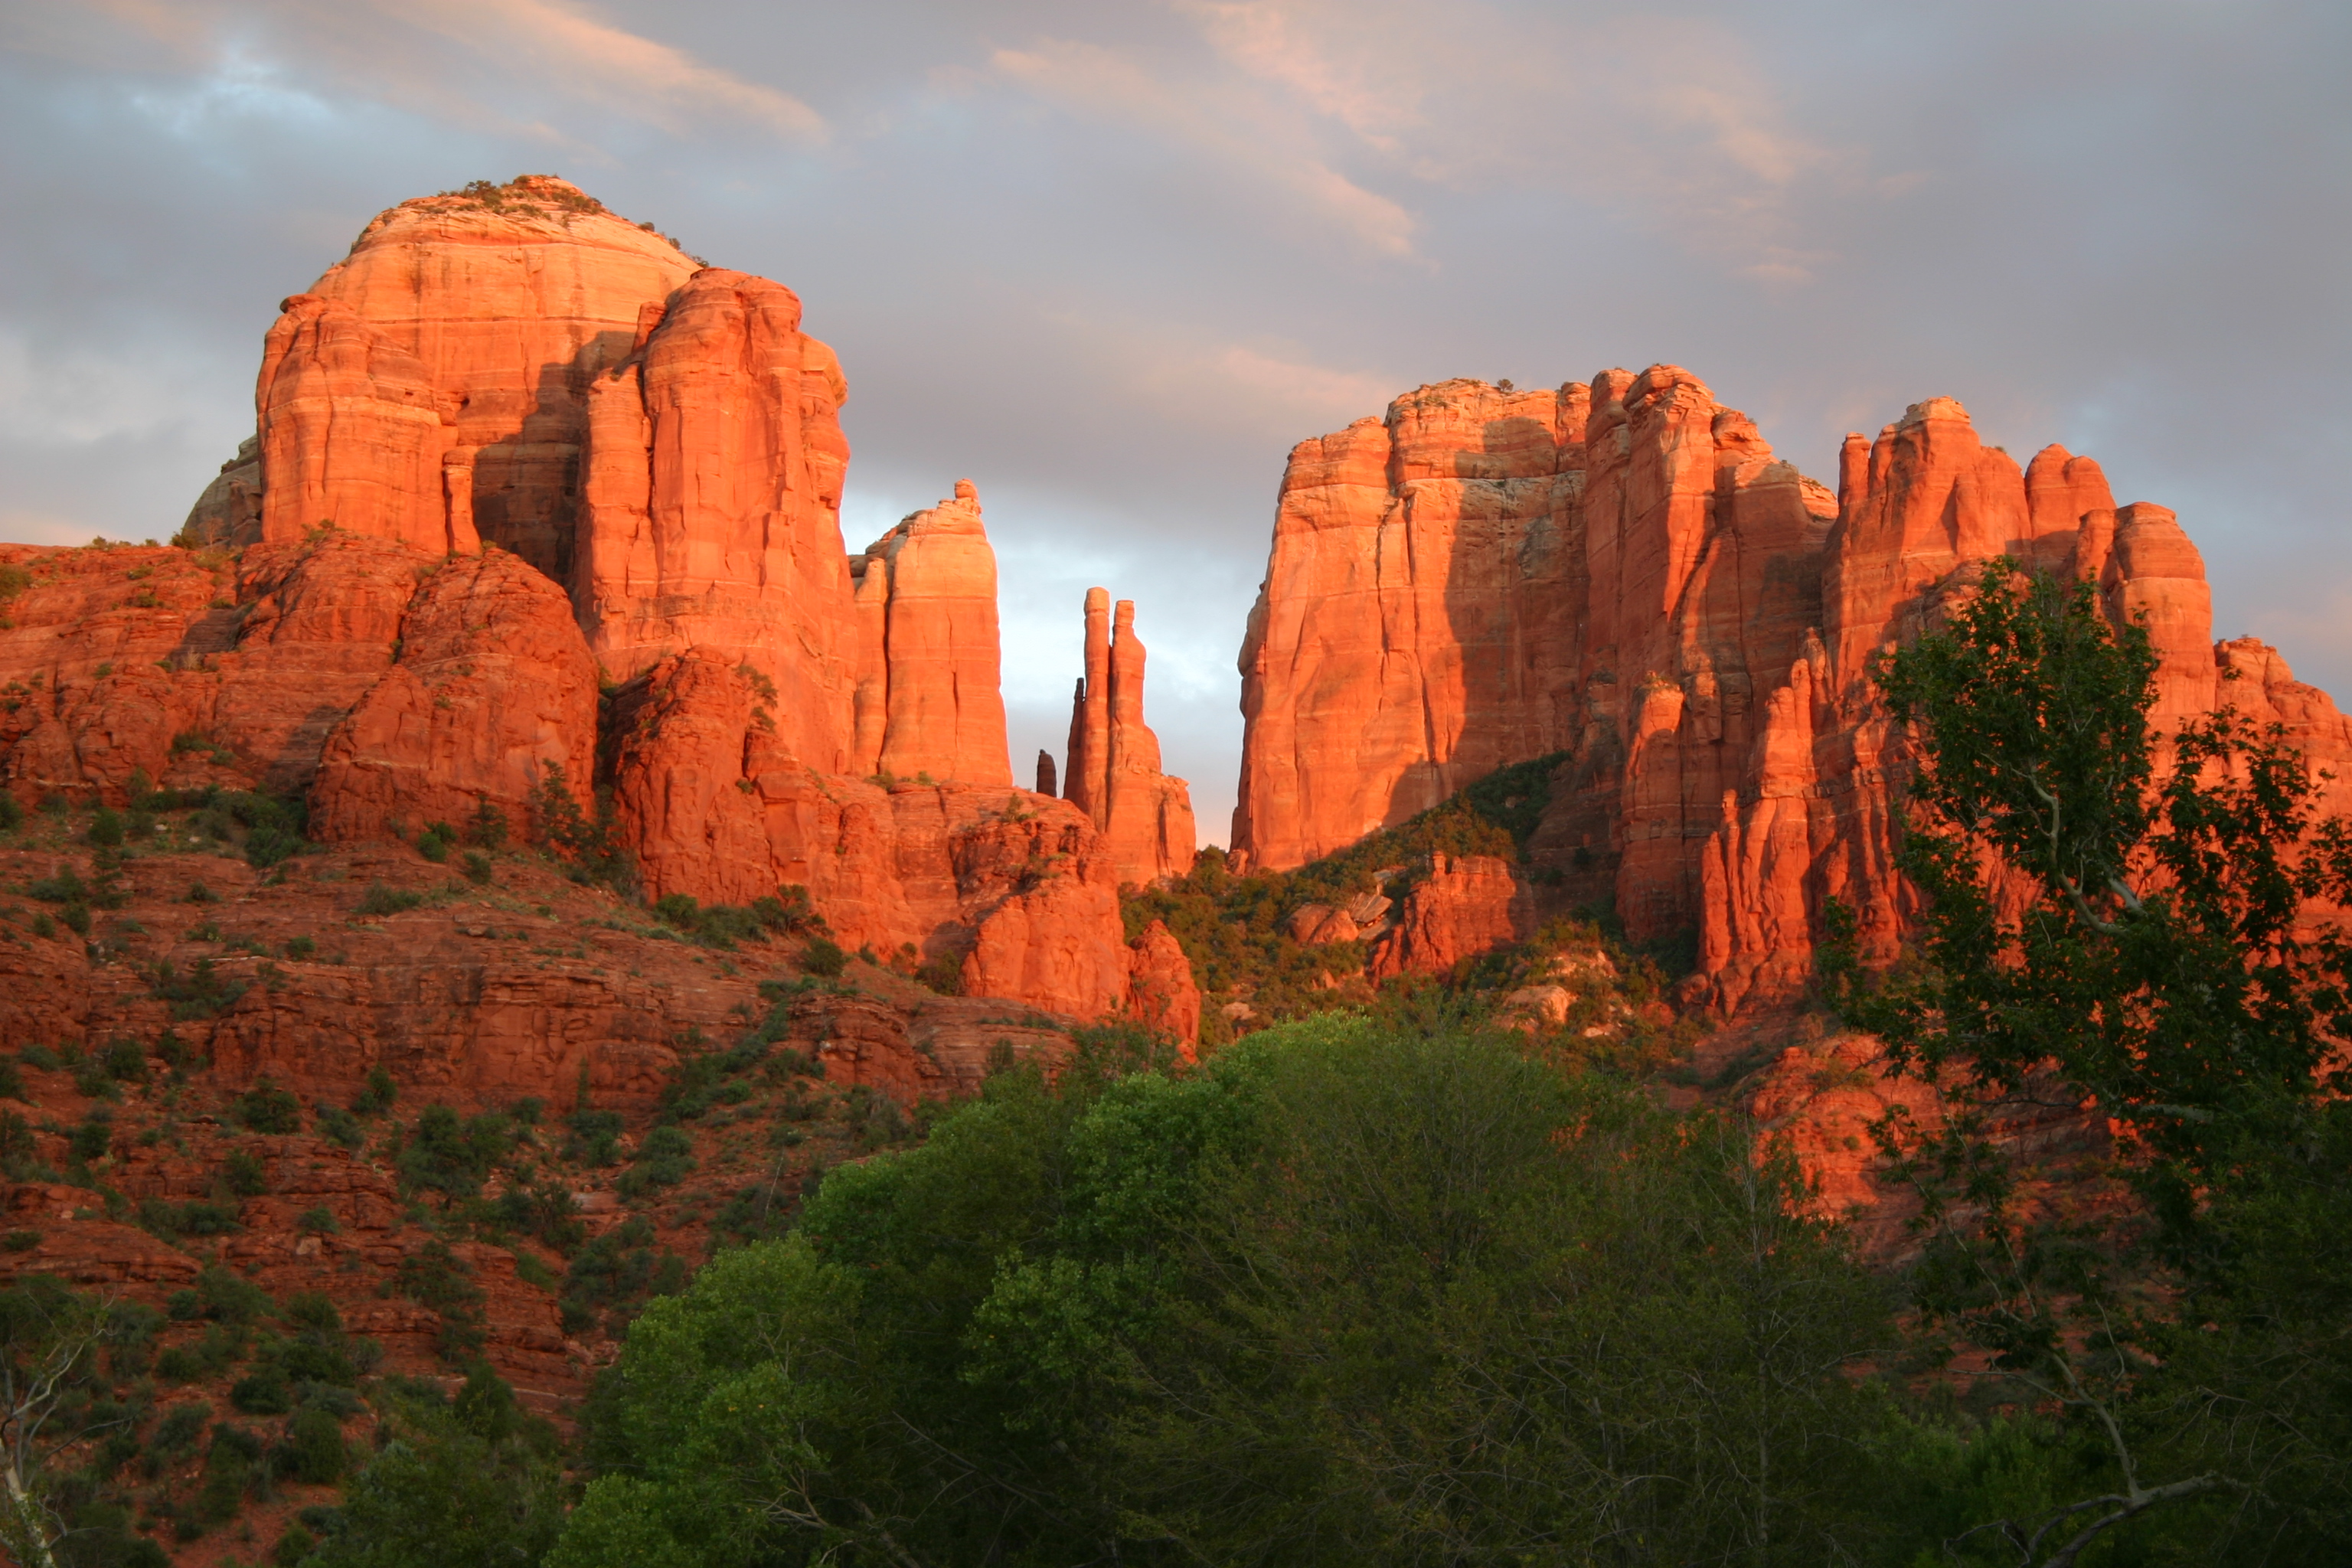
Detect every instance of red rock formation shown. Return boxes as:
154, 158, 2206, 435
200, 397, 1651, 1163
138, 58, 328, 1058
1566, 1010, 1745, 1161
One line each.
575, 268, 858, 770
604, 651, 1195, 1024
1365, 854, 1524, 980
1059, 589, 1197, 886
252, 177, 699, 577
1123, 919, 1201, 1050
311, 547, 599, 843
257, 296, 467, 553
848, 481, 1012, 785
179, 435, 262, 549
0, 535, 430, 803
1236, 373, 2352, 1018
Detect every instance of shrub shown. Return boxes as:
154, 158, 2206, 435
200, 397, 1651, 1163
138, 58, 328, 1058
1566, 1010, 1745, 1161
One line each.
1, 1230, 38, 1253
0, 796, 18, 831
315, 1104, 365, 1150
356, 881, 424, 917
185, 880, 217, 904
616, 1125, 694, 1197
224, 1148, 269, 1197
296, 1205, 338, 1234
466, 799, 509, 851
280, 1407, 346, 1485
0, 1059, 21, 1102
527, 762, 633, 891
461, 850, 493, 886
28, 866, 89, 904
139, 1198, 242, 1238
800, 934, 848, 977
353, 1064, 398, 1116
416, 823, 454, 864
68, 1112, 113, 1164
234, 1081, 302, 1135
283, 934, 315, 960
86, 807, 124, 848
273, 1521, 318, 1565
491, 1182, 584, 1254
397, 1105, 513, 1204
230, 1368, 292, 1415
562, 1108, 623, 1168
100, 1037, 146, 1083
149, 957, 248, 1021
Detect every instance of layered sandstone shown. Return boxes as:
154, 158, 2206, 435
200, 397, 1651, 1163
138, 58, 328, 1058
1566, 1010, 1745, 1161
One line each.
1236, 372, 2352, 1013
0, 535, 429, 802
573, 267, 858, 767
848, 481, 1012, 785
135, 177, 1190, 1029
254, 176, 699, 575
1364, 854, 1525, 981
604, 651, 1197, 1036
1058, 589, 1197, 886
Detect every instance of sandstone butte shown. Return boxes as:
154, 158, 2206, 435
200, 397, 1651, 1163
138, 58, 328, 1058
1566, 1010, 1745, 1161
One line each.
11, 175, 1201, 1042
1233, 371, 2352, 1018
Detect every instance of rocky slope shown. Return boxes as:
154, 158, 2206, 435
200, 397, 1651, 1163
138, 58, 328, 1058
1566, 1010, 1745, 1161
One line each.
1231, 370, 2352, 1016
0, 776, 1155, 1561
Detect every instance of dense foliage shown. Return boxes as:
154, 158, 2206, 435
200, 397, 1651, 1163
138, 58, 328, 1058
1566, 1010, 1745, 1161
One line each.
1826, 560, 2352, 1562
548, 1016, 1952, 1566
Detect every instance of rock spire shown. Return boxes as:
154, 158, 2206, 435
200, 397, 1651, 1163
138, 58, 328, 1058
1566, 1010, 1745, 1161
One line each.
1058, 590, 1197, 887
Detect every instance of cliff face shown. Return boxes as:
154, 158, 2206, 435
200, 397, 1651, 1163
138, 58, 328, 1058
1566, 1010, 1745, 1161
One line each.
848, 482, 1013, 787
234, 175, 701, 574
1234, 370, 2352, 1014
574, 266, 859, 766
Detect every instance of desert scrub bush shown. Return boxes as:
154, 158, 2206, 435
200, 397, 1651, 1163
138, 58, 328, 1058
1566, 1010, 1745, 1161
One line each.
231, 1081, 302, 1135
616, 1125, 694, 1198
356, 881, 424, 916
148, 957, 248, 1020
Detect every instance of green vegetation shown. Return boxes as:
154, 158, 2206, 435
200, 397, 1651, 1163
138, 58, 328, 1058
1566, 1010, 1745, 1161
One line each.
526, 763, 633, 892
1126, 751, 1566, 1035
1822, 559, 2352, 1560
553, 1018, 1899, 1565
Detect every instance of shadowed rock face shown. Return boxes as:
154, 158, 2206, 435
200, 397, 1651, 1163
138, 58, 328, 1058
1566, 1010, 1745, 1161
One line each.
1235, 371, 2352, 1015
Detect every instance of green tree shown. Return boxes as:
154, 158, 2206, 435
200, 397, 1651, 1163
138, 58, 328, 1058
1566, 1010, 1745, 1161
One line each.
1824, 559, 2352, 1562
309, 1370, 561, 1568
0, 1279, 126, 1568
555, 1018, 1900, 1567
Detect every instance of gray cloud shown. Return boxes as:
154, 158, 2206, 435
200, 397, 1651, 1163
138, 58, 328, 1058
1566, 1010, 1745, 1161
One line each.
4, 0, 2346, 845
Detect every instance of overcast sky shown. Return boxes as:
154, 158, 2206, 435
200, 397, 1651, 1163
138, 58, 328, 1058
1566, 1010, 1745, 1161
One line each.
4, 0, 2347, 844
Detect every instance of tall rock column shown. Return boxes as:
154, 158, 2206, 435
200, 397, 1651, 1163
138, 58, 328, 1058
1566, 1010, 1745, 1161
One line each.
847, 480, 1012, 785
256, 296, 466, 553
1060, 590, 1197, 886
575, 268, 861, 773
